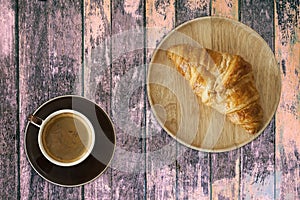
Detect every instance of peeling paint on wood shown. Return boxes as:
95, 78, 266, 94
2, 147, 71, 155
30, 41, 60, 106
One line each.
211, 0, 238, 19
275, 0, 300, 199
177, 149, 210, 199
211, 154, 240, 200
241, 119, 276, 199
47, 0, 83, 196
146, 0, 175, 49
240, 0, 276, 199
211, 151, 240, 200
110, 0, 146, 199
19, 1, 51, 198
0, 0, 18, 198
0, 0, 299, 199
84, 0, 113, 199
84, 0, 112, 112
176, 0, 210, 25
19, 0, 82, 198
241, 0, 275, 50
146, 0, 176, 199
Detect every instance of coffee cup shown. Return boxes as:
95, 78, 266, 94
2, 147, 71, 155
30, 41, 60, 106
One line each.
29, 109, 95, 167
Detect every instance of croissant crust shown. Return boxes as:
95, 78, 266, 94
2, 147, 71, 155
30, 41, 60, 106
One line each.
166, 44, 263, 134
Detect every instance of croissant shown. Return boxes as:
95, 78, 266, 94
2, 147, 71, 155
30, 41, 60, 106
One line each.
166, 44, 263, 134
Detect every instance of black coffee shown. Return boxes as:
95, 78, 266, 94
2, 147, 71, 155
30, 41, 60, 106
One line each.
42, 113, 92, 163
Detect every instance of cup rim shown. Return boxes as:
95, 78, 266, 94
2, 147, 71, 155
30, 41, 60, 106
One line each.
37, 109, 95, 167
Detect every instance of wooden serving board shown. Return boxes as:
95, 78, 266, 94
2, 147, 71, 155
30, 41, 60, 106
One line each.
147, 17, 281, 152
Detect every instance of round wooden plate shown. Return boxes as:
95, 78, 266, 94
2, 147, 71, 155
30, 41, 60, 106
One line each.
147, 17, 281, 152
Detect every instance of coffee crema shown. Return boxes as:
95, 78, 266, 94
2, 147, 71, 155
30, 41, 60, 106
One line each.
41, 113, 92, 163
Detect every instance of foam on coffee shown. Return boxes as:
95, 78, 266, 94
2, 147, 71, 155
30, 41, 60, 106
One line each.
42, 113, 92, 163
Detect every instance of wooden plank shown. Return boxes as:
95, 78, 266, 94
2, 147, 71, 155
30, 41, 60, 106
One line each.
275, 0, 300, 199
45, 1, 83, 197
211, 0, 238, 19
19, 0, 82, 198
211, 150, 240, 199
176, 0, 210, 26
0, 0, 18, 198
210, 138, 240, 197
210, 1, 240, 199
83, 0, 113, 199
240, 1, 276, 199
19, 1, 50, 198
145, 0, 177, 199
110, 0, 146, 199
211, 151, 240, 199
175, 1, 211, 199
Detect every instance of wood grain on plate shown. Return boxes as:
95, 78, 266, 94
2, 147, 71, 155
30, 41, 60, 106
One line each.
147, 16, 281, 152
19, 0, 82, 198
0, 0, 18, 198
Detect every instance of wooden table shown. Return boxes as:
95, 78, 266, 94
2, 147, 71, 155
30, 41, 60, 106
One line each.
0, 0, 299, 199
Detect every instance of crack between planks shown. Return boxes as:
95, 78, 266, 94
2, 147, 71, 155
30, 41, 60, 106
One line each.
237, 2, 242, 200
15, 0, 21, 199
208, 1, 213, 200
238, 0, 241, 21
237, 1, 242, 199
273, 117, 277, 200
273, 2, 277, 200
81, 0, 85, 198
81, 0, 85, 98
174, 1, 179, 199
143, 0, 148, 199
209, 153, 212, 200
209, 0, 212, 16
109, 0, 114, 199
238, 149, 242, 200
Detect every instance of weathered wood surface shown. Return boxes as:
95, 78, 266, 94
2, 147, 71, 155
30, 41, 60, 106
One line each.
240, 1, 276, 199
19, 0, 82, 199
211, 0, 238, 19
275, 0, 300, 199
146, 0, 177, 199
0, 0, 18, 199
110, 0, 146, 199
83, 0, 113, 199
0, 0, 299, 199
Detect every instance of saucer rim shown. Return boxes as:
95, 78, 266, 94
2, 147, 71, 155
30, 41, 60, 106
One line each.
24, 95, 116, 187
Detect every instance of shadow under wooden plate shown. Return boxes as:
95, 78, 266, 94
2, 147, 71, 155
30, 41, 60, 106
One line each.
147, 16, 281, 152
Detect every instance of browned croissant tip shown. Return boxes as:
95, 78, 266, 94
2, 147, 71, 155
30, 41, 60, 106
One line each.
226, 101, 263, 134
244, 121, 262, 134
246, 128, 258, 134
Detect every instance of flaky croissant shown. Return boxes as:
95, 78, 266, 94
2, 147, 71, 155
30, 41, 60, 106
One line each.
166, 44, 263, 134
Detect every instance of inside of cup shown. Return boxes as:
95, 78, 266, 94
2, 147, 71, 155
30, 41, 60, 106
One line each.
38, 109, 95, 167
